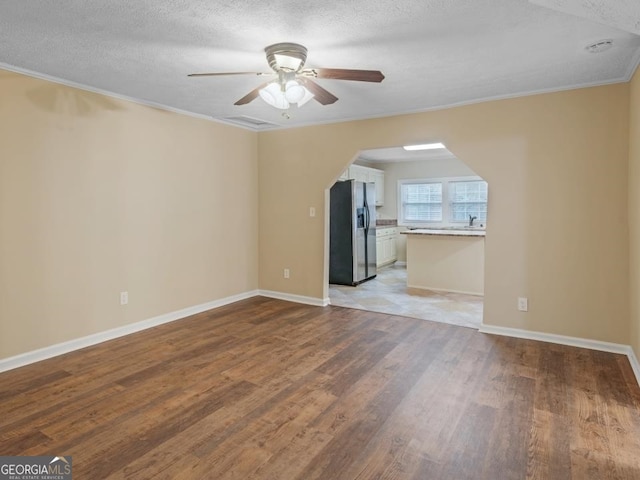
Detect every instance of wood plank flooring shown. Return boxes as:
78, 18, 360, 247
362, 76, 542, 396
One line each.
1, 297, 639, 479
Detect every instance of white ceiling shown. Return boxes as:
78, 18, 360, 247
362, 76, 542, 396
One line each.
0, 0, 639, 131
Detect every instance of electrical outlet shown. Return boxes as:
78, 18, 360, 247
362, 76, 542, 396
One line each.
120, 291, 129, 305
517, 297, 528, 312
284, 268, 290, 279
309, 207, 316, 217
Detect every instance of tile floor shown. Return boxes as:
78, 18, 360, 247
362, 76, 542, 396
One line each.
329, 264, 483, 329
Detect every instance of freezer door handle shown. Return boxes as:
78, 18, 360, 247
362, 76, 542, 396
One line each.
363, 197, 370, 231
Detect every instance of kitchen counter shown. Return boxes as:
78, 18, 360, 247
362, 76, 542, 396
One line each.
403, 229, 485, 295
401, 228, 485, 237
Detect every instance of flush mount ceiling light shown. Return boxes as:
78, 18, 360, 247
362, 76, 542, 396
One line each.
188, 42, 385, 110
403, 142, 446, 151
585, 39, 614, 53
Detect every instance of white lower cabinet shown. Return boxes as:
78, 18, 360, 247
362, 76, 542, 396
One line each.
376, 227, 397, 267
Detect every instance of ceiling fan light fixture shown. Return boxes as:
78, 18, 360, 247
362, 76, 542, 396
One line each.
259, 79, 314, 109
284, 80, 306, 103
297, 88, 315, 107
265, 43, 308, 72
190, 42, 384, 110
259, 82, 290, 109
275, 54, 303, 72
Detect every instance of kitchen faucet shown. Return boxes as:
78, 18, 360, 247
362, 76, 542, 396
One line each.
469, 215, 477, 227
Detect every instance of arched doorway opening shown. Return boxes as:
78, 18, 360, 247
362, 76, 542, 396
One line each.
327, 144, 487, 329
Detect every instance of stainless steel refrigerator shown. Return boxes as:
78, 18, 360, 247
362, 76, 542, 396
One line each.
329, 180, 377, 285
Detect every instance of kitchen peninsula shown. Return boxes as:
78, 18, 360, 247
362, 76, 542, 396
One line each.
401, 228, 485, 295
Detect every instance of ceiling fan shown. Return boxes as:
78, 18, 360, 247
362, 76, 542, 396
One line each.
188, 42, 385, 110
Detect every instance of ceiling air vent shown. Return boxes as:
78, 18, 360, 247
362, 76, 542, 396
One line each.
585, 39, 614, 53
224, 115, 279, 130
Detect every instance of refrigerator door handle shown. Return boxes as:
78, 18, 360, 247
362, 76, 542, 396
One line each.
364, 206, 368, 231
363, 197, 370, 231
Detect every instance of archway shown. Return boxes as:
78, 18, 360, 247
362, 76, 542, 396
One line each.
326, 144, 488, 329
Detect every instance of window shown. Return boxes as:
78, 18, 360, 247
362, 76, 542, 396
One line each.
449, 180, 488, 223
400, 182, 442, 223
398, 176, 488, 226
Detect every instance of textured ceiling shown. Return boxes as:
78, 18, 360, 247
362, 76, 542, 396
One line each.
0, 0, 639, 130
528, 0, 640, 35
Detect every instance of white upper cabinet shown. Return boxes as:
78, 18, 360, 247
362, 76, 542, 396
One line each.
348, 164, 369, 183
370, 169, 384, 207
341, 164, 385, 206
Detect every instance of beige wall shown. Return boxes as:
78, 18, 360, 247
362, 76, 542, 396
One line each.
259, 84, 630, 344
0, 70, 259, 359
376, 157, 478, 220
1, 67, 636, 361
376, 158, 479, 262
405, 235, 484, 295
630, 68, 640, 359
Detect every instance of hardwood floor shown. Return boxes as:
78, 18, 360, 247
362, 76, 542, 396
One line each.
1, 296, 639, 479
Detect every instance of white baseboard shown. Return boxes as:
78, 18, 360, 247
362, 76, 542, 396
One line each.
10, 288, 634, 389
628, 349, 640, 387
0, 290, 259, 373
407, 283, 484, 297
479, 324, 640, 387
258, 290, 329, 307
394, 261, 407, 267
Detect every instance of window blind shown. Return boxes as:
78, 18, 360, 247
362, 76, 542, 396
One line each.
449, 180, 488, 222
401, 182, 442, 222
